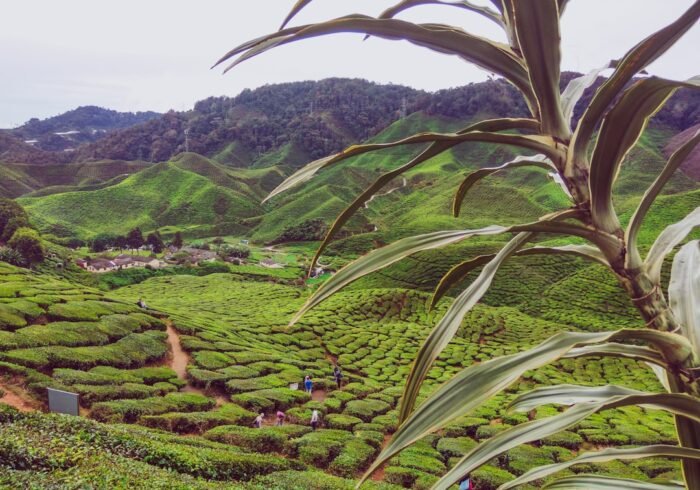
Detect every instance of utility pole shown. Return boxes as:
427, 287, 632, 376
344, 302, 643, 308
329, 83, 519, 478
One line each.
184, 128, 190, 153
399, 97, 407, 119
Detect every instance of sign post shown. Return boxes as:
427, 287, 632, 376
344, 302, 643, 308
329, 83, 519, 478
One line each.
47, 388, 79, 416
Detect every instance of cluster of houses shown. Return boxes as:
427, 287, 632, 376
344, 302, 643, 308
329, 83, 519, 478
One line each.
76, 254, 164, 273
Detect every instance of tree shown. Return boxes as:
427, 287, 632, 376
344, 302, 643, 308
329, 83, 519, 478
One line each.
0, 198, 29, 242
220, 244, 250, 260
126, 228, 145, 252
1, 215, 30, 242
172, 231, 184, 249
114, 235, 128, 251
224, 3, 700, 488
146, 232, 165, 254
0, 246, 24, 266
90, 233, 117, 253
9, 227, 44, 266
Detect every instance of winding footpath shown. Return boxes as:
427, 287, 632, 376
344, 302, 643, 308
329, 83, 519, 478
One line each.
165, 322, 229, 405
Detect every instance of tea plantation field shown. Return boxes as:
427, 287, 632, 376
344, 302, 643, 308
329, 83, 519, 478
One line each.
0, 249, 686, 488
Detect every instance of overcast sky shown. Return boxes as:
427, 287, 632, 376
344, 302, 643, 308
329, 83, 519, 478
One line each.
1, 1, 698, 128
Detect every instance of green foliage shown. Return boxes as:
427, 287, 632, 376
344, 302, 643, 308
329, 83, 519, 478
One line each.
8, 227, 44, 265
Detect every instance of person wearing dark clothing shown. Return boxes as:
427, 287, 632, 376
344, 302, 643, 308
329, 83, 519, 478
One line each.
333, 365, 343, 389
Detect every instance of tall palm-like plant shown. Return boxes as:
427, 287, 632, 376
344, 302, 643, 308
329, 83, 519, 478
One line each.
216, 2, 700, 488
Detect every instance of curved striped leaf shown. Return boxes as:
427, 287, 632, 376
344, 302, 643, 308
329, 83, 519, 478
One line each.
430, 244, 609, 309
669, 240, 700, 353
508, 384, 645, 412
646, 206, 700, 283
215, 15, 537, 108
501, 445, 700, 490
434, 394, 700, 490
305, 130, 561, 271
399, 231, 533, 422
568, 1, 700, 172
361, 329, 630, 485
453, 154, 554, 217
626, 129, 700, 268
589, 77, 699, 234
564, 343, 668, 369
377, 0, 503, 26
512, 0, 569, 138
263, 118, 542, 202
279, 0, 313, 30
542, 475, 685, 489
560, 61, 613, 128
288, 226, 508, 325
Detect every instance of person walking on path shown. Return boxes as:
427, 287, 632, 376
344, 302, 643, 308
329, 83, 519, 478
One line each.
304, 375, 313, 394
333, 365, 343, 389
310, 409, 320, 430
276, 410, 286, 426
459, 476, 473, 490
254, 412, 264, 428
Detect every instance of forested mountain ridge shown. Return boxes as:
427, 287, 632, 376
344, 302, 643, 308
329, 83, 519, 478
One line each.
2, 106, 161, 152
2, 76, 699, 170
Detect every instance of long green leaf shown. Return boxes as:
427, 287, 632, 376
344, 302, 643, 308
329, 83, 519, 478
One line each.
429, 244, 609, 309
433, 403, 604, 490
568, 1, 700, 173
646, 206, 700, 283
377, 0, 503, 26
508, 384, 645, 412
563, 342, 668, 368
542, 475, 685, 489
452, 154, 554, 217
361, 329, 623, 485
306, 130, 561, 271
215, 15, 537, 109
360, 328, 696, 485
560, 61, 613, 128
589, 77, 699, 234
669, 240, 700, 353
626, 129, 700, 269
668, 373, 700, 489
289, 226, 508, 325
501, 445, 700, 490
512, 0, 569, 138
263, 118, 542, 202
279, 0, 313, 30
435, 394, 700, 490
399, 231, 533, 421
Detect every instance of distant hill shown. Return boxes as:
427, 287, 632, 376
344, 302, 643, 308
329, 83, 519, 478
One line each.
5, 106, 160, 152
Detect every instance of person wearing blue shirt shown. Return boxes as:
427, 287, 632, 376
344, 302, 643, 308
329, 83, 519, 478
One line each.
304, 375, 313, 394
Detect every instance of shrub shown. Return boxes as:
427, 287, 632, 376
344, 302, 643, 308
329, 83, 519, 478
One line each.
436, 437, 477, 459
141, 404, 256, 434
205, 424, 310, 453
344, 399, 391, 422
326, 413, 363, 431
8, 228, 43, 266
541, 430, 583, 449
90, 393, 215, 423
472, 465, 516, 490
329, 438, 377, 477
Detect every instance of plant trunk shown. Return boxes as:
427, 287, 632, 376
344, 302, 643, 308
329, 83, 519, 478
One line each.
621, 271, 700, 489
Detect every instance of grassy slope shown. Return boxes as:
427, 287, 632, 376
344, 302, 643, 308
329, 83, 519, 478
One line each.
19, 154, 266, 239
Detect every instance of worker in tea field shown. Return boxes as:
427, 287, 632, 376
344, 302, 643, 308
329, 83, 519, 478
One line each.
276, 410, 286, 426
254, 412, 264, 428
333, 365, 343, 389
459, 475, 473, 490
304, 375, 313, 393
136, 297, 148, 309
310, 409, 320, 430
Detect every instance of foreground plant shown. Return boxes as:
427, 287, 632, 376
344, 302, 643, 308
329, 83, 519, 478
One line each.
217, 1, 700, 488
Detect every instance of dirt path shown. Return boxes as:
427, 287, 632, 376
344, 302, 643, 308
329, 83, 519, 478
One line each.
0, 380, 36, 412
364, 178, 407, 208
311, 389, 327, 402
165, 322, 228, 406
370, 434, 393, 481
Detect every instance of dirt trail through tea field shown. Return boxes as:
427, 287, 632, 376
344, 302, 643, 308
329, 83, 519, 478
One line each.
0, 380, 36, 412
165, 321, 229, 405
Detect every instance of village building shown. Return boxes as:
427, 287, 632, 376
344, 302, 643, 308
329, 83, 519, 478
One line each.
76, 254, 164, 273
259, 258, 284, 269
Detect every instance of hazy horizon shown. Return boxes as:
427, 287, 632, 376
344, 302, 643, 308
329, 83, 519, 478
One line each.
2, 0, 698, 128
